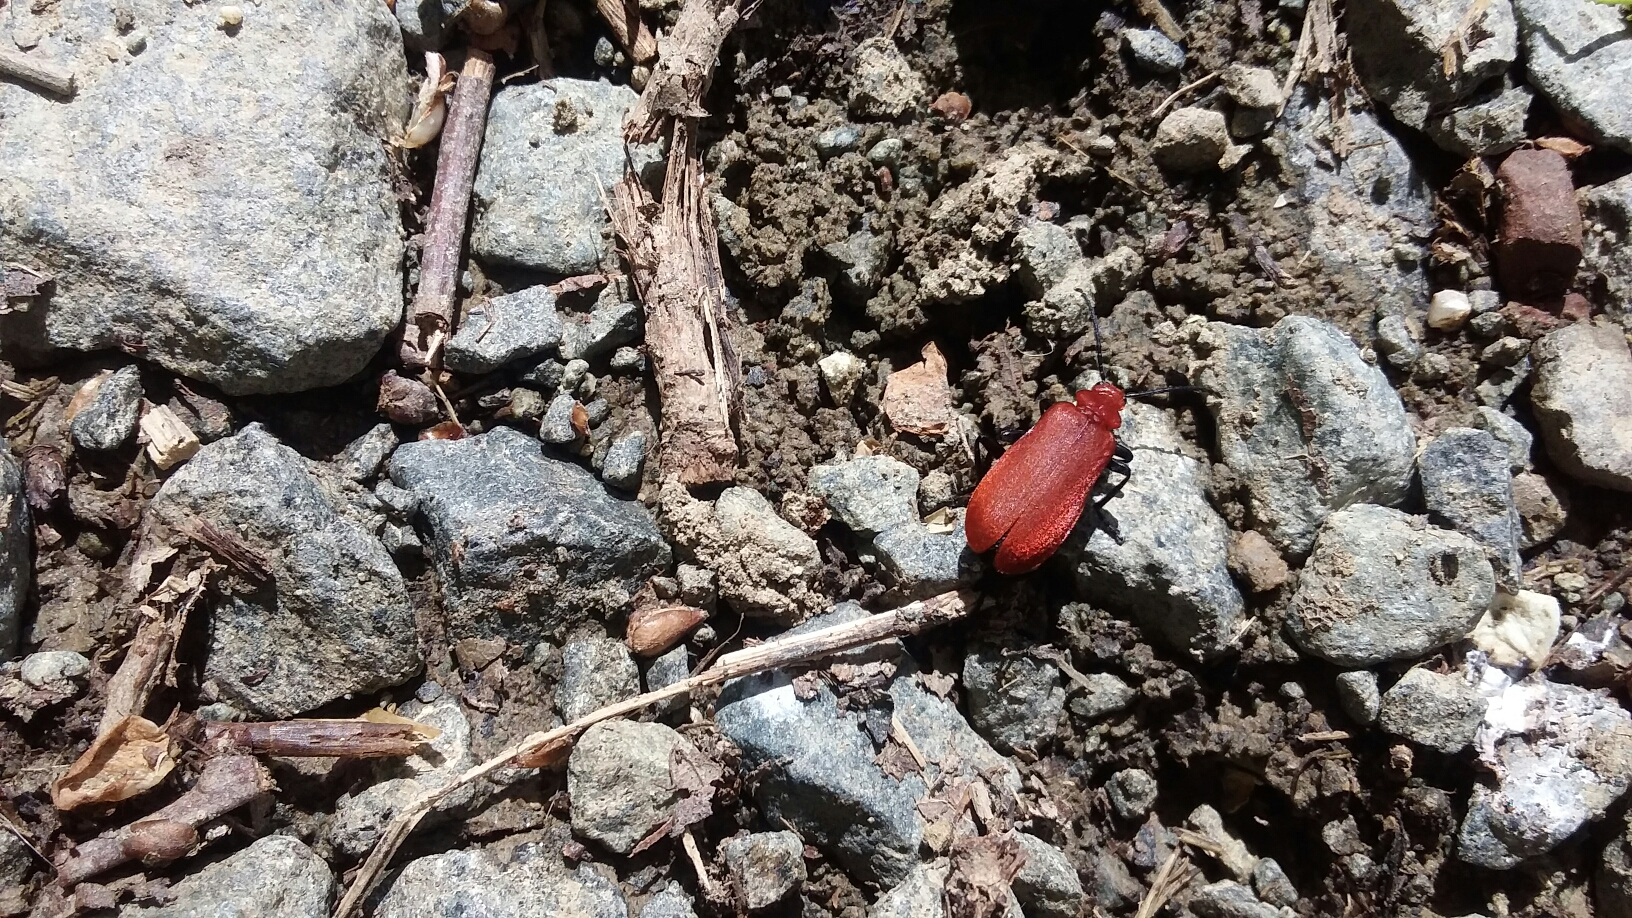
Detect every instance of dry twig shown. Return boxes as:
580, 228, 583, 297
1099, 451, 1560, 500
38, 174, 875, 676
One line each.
0, 47, 74, 96
1134, 0, 1184, 42
596, 0, 659, 65
610, 0, 746, 484
99, 569, 208, 735
1150, 71, 1220, 121
331, 589, 974, 918
401, 49, 497, 369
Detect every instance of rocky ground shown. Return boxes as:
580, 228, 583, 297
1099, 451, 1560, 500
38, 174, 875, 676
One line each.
2, 0, 1632, 916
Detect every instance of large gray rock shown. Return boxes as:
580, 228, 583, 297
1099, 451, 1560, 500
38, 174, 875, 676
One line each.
1, 441, 27, 661
1347, 0, 1518, 151
1062, 403, 1245, 661
1530, 320, 1632, 492
557, 638, 640, 723
1288, 505, 1495, 667
374, 848, 626, 918
119, 835, 331, 918
1514, 0, 1632, 152
0, 0, 408, 394
963, 644, 1064, 754
1583, 173, 1632, 328
471, 79, 658, 274
389, 426, 670, 644
716, 605, 1019, 886
568, 720, 701, 855
872, 517, 979, 600
1188, 316, 1418, 556
444, 286, 563, 375
1419, 428, 1523, 591
1276, 89, 1432, 320
145, 425, 420, 716
1457, 677, 1632, 868
847, 37, 925, 119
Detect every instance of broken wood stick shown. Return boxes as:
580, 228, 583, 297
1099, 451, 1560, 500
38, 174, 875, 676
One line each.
99, 572, 207, 736
56, 756, 273, 886
195, 719, 429, 759
401, 49, 496, 370
610, 0, 744, 485
596, 0, 658, 65
331, 589, 974, 918
0, 47, 75, 96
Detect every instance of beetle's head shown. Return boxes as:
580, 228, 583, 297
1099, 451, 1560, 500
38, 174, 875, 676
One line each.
1074, 383, 1126, 427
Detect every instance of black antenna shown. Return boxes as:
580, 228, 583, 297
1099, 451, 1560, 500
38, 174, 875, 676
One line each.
1085, 291, 1107, 380
1125, 384, 1218, 399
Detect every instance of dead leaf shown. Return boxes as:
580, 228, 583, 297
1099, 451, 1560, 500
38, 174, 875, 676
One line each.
360, 707, 443, 741
570, 402, 590, 438
919, 671, 956, 698
53, 716, 177, 811
882, 343, 955, 437
1535, 136, 1590, 160
945, 831, 1027, 918
667, 740, 725, 835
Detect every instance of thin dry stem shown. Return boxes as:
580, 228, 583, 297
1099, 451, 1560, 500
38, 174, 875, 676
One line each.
330, 590, 973, 918
0, 47, 74, 96
596, 0, 658, 65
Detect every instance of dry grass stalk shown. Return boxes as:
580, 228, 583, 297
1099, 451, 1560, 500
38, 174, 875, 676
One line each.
197, 719, 429, 758
609, 0, 745, 485
0, 47, 74, 96
401, 49, 497, 369
330, 589, 974, 918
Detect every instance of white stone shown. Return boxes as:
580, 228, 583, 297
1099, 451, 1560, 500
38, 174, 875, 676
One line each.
1427, 290, 1474, 330
818, 351, 865, 404
1470, 590, 1561, 671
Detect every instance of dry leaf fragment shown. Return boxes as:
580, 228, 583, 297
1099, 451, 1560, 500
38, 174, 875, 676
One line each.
945, 832, 1027, 918
883, 342, 955, 437
398, 52, 454, 148
53, 716, 177, 811
626, 604, 707, 657
570, 401, 590, 438
1535, 136, 1590, 160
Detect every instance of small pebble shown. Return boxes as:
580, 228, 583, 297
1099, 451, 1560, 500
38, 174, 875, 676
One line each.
1122, 28, 1186, 74
1427, 290, 1473, 330
1335, 670, 1381, 724
218, 5, 243, 27
1107, 768, 1158, 820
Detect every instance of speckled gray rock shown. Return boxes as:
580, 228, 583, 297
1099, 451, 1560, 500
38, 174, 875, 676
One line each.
1252, 858, 1298, 908
1107, 768, 1158, 821
722, 831, 806, 911
1287, 505, 1495, 667
1583, 173, 1632, 324
1224, 65, 1282, 136
389, 426, 670, 644
963, 643, 1065, 753
145, 425, 420, 716
1457, 677, 1632, 868
540, 391, 580, 445
119, 835, 331, 918
716, 605, 1019, 885
1423, 77, 1532, 158
824, 217, 893, 300
471, 79, 659, 274
1347, 0, 1518, 152
444, 286, 563, 374
1530, 319, 1632, 492
641, 882, 698, 918
569, 719, 701, 855
561, 297, 642, 363
1062, 403, 1245, 661
558, 638, 640, 723
335, 423, 399, 482
1013, 220, 1082, 297
1419, 428, 1523, 591
1378, 667, 1486, 754
809, 455, 920, 535
328, 695, 475, 857
1189, 880, 1282, 918
644, 644, 691, 718
1470, 407, 1534, 471
1068, 672, 1136, 722
815, 125, 861, 158
20, 651, 89, 690
0, 829, 28, 915
1011, 833, 1084, 918
374, 848, 625, 918
1188, 316, 1418, 555
1276, 88, 1431, 323
395, 0, 446, 50
0, 441, 27, 660
1122, 27, 1186, 74
69, 366, 142, 451
0, 0, 408, 394
602, 431, 648, 491
1335, 670, 1381, 725
848, 37, 925, 119
1514, 0, 1632, 152
872, 518, 979, 599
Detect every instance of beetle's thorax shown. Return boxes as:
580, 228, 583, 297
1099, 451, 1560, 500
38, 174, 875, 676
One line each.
1073, 383, 1126, 428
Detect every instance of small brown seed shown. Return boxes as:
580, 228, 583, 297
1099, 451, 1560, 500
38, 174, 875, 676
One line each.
120, 819, 198, 866
929, 91, 972, 124
625, 604, 707, 658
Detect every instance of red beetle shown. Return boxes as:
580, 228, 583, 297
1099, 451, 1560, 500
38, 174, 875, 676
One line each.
965, 382, 1136, 575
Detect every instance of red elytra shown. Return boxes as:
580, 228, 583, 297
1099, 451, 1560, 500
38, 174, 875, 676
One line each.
965, 382, 1129, 575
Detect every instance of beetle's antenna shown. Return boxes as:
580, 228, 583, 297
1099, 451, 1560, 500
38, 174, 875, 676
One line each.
1125, 385, 1217, 399
1085, 292, 1107, 380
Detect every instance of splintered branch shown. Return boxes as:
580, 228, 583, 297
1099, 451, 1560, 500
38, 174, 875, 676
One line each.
331, 589, 975, 918
55, 756, 274, 886
610, 0, 744, 485
596, 0, 659, 65
401, 49, 497, 370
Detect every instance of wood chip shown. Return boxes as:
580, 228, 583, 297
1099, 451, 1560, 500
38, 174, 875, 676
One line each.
139, 404, 201, 470
882, 342, 955, 437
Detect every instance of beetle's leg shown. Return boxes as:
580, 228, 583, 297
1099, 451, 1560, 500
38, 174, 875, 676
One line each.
1093, 446, 1134, 509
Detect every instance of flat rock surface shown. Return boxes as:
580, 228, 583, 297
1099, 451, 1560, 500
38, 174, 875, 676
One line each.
0, 0, 408, 394
119, 835, 331, 918
373, 848, 625, 918
1530, 319, 1632, 492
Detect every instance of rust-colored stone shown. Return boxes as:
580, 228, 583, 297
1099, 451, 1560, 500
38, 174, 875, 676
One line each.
377, 371, 441, 426
1494, 149, 1582, 301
